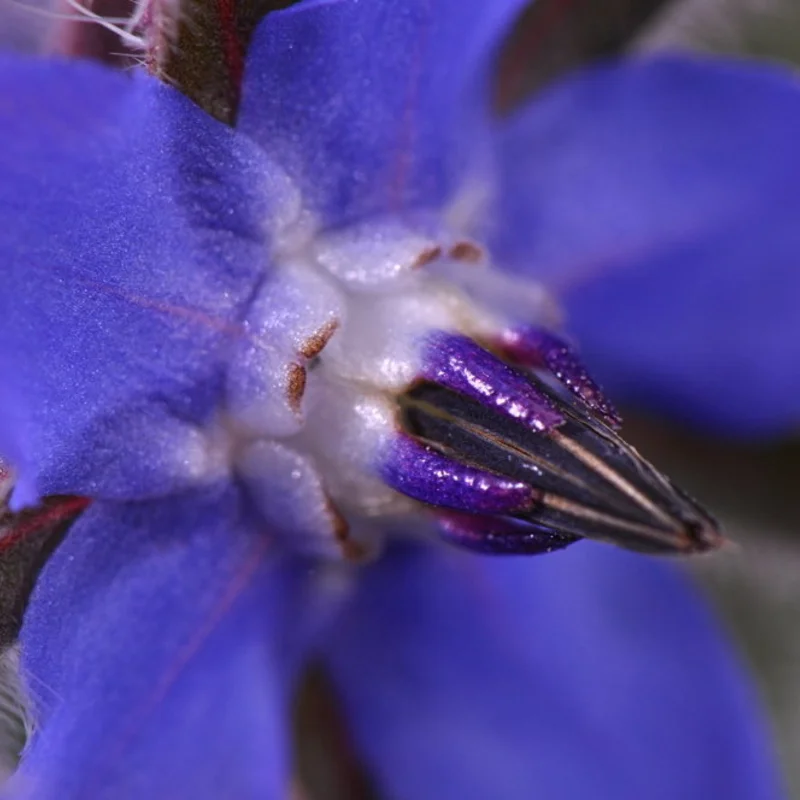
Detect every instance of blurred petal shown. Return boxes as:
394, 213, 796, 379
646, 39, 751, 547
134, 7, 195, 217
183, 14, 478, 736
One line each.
0, 0, 54, 53
10, 483, 308, 799
324, 543, 784, 800
238, 0, 530, 222
0, 56, 278, 501
493, 0, 669, 113
490, 57, 800, 434
565, 203, 800, 434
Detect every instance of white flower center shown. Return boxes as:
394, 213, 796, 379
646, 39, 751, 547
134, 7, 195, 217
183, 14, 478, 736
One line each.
224, 216, 558, 561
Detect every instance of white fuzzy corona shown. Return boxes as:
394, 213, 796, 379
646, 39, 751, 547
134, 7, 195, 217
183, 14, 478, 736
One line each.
218, 207, 559, 561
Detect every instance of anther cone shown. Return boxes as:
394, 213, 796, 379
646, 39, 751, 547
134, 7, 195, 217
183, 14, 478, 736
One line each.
395, 339, 724, 556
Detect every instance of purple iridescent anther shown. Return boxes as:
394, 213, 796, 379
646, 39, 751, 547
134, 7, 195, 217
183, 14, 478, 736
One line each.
419, 331, 564, 433
380, 434, 537, 515
434, 510, 576, 555
498, 326, 622, 429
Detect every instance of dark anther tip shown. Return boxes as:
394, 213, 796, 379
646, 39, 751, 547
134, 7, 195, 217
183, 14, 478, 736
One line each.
395, 336, 726, 558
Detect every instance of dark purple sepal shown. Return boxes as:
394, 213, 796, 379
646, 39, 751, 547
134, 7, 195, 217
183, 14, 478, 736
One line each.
435, 510, 578, 555
419, 332, 564, 432
381, 435, 537, 516
498, 326, 622, 429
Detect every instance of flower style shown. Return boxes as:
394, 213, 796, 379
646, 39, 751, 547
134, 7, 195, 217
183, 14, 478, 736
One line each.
0, 0, 796, 797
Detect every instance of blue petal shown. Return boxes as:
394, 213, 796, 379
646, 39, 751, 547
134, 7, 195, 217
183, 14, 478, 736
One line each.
0, 56, 277, 500
490, 57, 800, 434
9, 483, 308, 799
565, 206, 800, 434
324, 543, 784, 800
238, 0, 529, 222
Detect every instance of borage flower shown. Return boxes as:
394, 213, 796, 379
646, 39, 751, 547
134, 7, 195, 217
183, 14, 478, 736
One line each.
0, 0, 794, 797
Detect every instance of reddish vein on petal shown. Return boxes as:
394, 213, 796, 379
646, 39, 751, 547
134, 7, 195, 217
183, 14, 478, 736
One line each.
85, 533, 273, 795
0, 497, 92, 554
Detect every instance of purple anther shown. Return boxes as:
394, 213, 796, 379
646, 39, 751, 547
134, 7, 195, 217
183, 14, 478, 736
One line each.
435, 510, 577, 556
498, 326, 622, 429
419, 332, 564, 433
381, 434, 537, 516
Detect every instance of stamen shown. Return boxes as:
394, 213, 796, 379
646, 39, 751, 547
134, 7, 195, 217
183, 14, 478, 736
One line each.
549, 428, 673, 528
434, 511, 577, 555
380, 434, 537, 516
398, 373, 722, 555
497, 326, 622, 428
419, 332, 563, 433
210, 213, 722, 562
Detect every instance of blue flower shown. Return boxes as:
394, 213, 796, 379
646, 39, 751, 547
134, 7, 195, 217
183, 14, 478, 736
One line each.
0, 0, 795, 797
